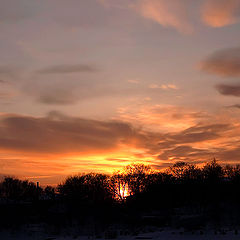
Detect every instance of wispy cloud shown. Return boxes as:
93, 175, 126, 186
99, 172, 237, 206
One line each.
135, 0, 193, 33
117, 104, 208, 132
158, 145, 212, 161
149, 84, 177, 90
128, 79, 140, 84
37, 64, 99, 74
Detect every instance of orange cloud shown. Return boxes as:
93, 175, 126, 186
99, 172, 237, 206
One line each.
135, 0, 193, 33
100, 0, 240, 32
1, 109, 240, 185
117, 104, 208, 132
202, 0, 240, 27
149, 84, 178, 90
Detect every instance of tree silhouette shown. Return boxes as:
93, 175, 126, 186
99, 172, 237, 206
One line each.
122, 164, 152, 195
58, 173, 113, 204
2, 160, 240, 231
0, 177, 41, 201
202, 158, 223, 182
44, 186, 56, 200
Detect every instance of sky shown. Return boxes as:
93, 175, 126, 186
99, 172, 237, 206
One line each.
0, 0, 240, 185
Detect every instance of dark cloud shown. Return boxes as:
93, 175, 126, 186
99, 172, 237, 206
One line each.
157, 124, 229, 149
0, 113, 140, 154
216, 84, 240, 97
155, 124, 231, 163
158, 145, 211, 161
200, 47, 240, 77
37, 64, 98, 74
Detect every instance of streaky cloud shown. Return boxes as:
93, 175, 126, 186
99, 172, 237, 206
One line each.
37, 64, 99, 74
0, 112, 141, 154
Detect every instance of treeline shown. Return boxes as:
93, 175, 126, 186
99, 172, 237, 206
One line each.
2, 159, 240, 230
1, 159, 240, 204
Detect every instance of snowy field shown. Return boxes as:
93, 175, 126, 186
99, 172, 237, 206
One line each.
1, 229, 240, 240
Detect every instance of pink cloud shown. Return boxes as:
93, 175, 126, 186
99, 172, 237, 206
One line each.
202, 0, 240, 27
136, 0, 193, 33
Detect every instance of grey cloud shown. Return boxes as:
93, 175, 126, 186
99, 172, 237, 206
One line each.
216, 84, 240, 97
37, 64, 99, 74
34, 85, 115, 105
37, 88, 78, 105
200, 47, 240, 77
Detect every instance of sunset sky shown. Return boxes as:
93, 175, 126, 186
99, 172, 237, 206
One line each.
1, 0, 240, 185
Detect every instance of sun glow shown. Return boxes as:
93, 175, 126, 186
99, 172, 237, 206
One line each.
68, 152, 153, 174
116, 183, 130, 200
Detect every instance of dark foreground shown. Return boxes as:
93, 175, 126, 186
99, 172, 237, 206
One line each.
2, 160, 240, 238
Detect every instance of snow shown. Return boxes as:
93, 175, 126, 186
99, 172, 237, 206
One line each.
1, 229, 240, 240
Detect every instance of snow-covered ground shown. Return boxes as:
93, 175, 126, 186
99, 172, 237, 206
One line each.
1, 229, 240, 240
